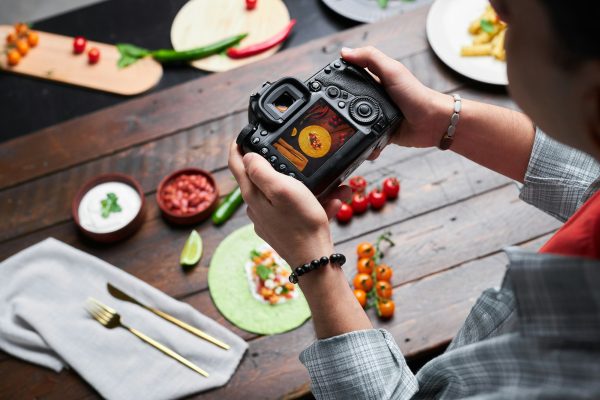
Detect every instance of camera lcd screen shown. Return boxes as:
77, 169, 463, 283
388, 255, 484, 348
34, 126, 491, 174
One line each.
272, 99, 357, 177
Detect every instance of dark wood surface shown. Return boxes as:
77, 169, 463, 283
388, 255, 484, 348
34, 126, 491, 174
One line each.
0, 4, 561, 400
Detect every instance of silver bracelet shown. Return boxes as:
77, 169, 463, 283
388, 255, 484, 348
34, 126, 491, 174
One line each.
439, 94, 462, 150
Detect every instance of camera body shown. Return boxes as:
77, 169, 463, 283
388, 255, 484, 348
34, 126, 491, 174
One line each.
236, 58, 403, 197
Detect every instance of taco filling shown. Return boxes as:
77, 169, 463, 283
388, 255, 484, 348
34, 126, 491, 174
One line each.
245, 245, 298, 305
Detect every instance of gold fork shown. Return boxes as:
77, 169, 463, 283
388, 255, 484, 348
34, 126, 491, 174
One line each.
85, 297, 209, 377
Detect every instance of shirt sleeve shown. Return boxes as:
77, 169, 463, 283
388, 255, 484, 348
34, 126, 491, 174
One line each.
299, 329, 418, 400
519, 128, 600, 222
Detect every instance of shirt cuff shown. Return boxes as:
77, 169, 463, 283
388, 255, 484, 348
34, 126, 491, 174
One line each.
300, 329, 418, 400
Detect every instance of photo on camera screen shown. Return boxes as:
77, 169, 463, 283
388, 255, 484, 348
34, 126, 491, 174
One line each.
273, 99, 357, 177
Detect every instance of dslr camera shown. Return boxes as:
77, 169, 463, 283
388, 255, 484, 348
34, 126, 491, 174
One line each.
236, 58, 403, 197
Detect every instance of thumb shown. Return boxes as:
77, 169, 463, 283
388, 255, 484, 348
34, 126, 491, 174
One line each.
341, 46, 401, 86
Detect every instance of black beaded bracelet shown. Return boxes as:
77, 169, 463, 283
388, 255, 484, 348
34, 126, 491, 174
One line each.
289, 253, 346, 284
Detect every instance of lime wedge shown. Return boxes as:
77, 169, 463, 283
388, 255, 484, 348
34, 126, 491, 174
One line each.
180, 230, 203, 267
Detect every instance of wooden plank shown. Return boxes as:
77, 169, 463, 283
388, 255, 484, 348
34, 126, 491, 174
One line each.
336, 184, 561, 286
0, 6, 436, 190
0, 26, 163, 96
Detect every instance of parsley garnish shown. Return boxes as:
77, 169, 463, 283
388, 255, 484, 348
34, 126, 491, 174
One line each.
256, 264, 271, 280
100, 192, 123, 218
250, 249, 262, 258
480, 19, 494, 33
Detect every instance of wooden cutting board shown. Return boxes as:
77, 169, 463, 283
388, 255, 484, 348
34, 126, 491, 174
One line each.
0, 25, 163, 96
170, 0, 291, 72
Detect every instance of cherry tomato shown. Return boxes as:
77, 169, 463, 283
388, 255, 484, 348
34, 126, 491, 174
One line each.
15, 23, 28, 36
73, 36, 87, 54
15, 39, 29, 56
356, 242, 375, 259
27, 31, 39, 47
353, 273, 373, 292
382, 177, 400, 199
88, 47, 100, 64
376, 280, 393, 299
375, 264, 393, 282
353, 289, 367, 308
368, 188, 386, 210
378, 299, 395, 319
349, 176, 367, 193
7, 49, 21, 66
336, 203, 353, 223
357, 258, 375, 274
351, 192, 369, 214
246, 0, 258, 10
6, 32, 17, 44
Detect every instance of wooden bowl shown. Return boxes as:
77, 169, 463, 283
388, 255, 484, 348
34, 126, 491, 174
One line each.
72, 173, 146, 243
156, 168, 219, 225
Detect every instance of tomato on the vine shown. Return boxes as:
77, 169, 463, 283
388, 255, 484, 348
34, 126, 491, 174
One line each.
336, 203, 353, 223
382, 177, 400, 199
368, 188, 386, 210
356, 242, 375, 259
378, 299, 395, 318
357, 257, 375, 274
349, 176, 367, 193
353, 289, 367, 308
73, 36, 87, 54
375, 264, 393, 282
376, 281, 393, 299
353, 273, 373, 292
351, 192, 369, 214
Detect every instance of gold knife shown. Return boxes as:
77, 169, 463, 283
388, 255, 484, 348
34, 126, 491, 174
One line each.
107, 283, 230, 350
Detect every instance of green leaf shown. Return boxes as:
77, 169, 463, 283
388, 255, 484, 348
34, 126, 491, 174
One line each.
116, 43, 149, 69
100, 192, 122, 218
117, 55, 140, 69
250, 249, 262, 258
378, 0, 389, 9
480, 19, 494, 33
256, 264, 271, 281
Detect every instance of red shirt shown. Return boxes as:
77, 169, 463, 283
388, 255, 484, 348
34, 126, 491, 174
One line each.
539, 190, 600, 258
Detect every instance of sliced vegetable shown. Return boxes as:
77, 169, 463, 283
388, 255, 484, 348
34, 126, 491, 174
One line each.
212, 186, 244, 225
226, 19, 296, 59
180, 230, 203, 267
116, 33, 248, 69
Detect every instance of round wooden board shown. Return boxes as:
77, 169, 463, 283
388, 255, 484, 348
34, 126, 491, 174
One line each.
170, 0, 291, 72
0, 26, 163, 96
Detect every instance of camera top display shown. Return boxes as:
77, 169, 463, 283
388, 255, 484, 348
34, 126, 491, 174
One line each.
237, 58, 403, 197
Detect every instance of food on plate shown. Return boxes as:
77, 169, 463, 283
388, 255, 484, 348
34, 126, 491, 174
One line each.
461, 4, 507, 61
212, 186, 244, 226
3, 23, 39, 67
78, 181, 142, 234
88, 47, 100, 64
336, 202, 353, 223
73, 36, 87, 54
180, 230, 203, 267
159, 172, 217, 216
297, 125, 332, 158
116, 33, 248, 69
245, 245, 298, 305
226, 19, 296, 59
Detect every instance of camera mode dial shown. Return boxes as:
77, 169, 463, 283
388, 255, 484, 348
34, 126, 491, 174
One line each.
349, 97, 380, 124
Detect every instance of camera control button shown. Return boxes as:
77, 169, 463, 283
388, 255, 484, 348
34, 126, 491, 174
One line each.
349, 97, 380, 124
326, 87, 339, 98
333, 61, 341, 68
338, 101, 346, 109
269, 155, 278, 164
324, 67, 331, 74
288, 172, 296, 179
358, 104, 372, 117
260, 147, 269, 156
251, 137, 260, 145
278, 164, 287, 172
341, 91, 349, 99
260, 130, 268, 136
310, 81, 321, 91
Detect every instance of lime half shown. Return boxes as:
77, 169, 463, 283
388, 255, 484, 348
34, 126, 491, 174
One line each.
180, 230, 203, 267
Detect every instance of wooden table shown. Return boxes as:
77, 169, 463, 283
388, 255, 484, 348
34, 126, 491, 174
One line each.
0, 6, 561, 399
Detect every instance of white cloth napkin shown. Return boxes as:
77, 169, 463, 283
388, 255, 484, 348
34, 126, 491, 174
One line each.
0, 238, 247, 400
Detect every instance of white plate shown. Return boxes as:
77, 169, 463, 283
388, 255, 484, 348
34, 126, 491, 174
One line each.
321, 0, 433, 23
426, 0, 508, 85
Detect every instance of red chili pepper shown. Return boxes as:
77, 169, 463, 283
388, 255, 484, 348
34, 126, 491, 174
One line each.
246, 0, 257, 10
226, 19, 296, 59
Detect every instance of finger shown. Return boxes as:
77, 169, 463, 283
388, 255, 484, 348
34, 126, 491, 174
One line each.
323, 198, 342, 221
321, 185, 353, 204
340, 46, 401, 86
367, 147, 383, 160
229, 141, 270, 207
243, 152, 296, 201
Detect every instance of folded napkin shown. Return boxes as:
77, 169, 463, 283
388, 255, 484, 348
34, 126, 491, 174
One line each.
0, 238, 248, 400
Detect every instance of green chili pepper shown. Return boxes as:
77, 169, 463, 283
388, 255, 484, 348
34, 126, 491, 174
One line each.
212, 186, 243, 226
116, 33, 248, 69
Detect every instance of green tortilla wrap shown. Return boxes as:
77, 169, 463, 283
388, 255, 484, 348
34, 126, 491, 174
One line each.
208, 224, 311, 335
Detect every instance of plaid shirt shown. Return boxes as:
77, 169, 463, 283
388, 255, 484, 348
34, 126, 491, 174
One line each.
300, 130, 600, 399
